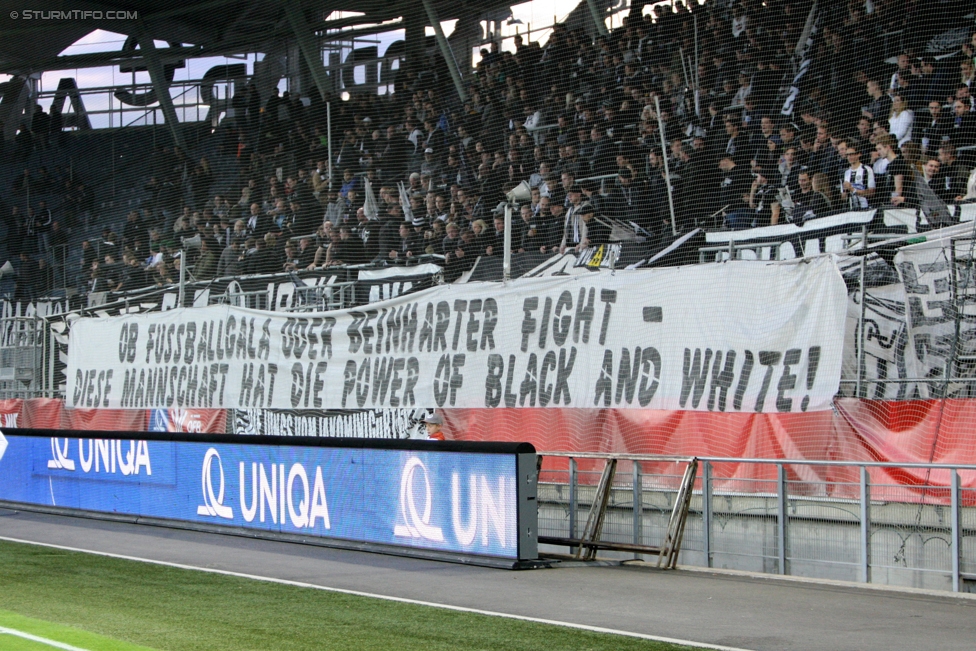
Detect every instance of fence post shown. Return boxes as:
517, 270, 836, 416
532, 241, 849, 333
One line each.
777, 463, 787, 575
951, 469, 961, 592
633, 460, 642, 560
569, 457, 578, 552
702, 460, 712, 568
860, 465, 871, 583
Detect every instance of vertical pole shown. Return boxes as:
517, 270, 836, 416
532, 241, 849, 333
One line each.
503, 204, 512, 283
283, 0, 331, 102
633, 460, 642, 560
857, 255, 867, 398
860, 466, 871, 583
702, 460, 712, 568
327, 101, 333, 189
951, 469, 961, 592
178, 248, 186, 308
569, 457, 578, 547
420, 0, 469, 102
586, 0, 610, 36
777, 463, 787, 575
654, 95, 678, 236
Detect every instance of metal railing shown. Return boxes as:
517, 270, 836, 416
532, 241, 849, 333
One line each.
537, 453, 697, 568
0, 316, 54, 399
538, 452, 976, 592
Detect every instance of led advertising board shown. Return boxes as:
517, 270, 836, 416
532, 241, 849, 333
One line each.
0, 431, 538, 564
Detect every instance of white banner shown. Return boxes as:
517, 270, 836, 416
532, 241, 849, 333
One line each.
67, 258, 847, 413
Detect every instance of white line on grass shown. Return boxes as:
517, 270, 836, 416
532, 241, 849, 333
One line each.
0, 535, 755, 651
0, 625, 91, 651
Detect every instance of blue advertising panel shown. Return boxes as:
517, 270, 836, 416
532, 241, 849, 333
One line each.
0, 432, 536, 561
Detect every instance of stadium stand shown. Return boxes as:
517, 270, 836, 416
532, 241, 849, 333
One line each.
2, 0, 976, 304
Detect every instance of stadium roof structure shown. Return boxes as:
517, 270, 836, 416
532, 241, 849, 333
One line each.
0, 0, 509, 74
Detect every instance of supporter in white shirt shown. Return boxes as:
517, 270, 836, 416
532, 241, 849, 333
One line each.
887, 95, 914, 147
841, 148, 876, 210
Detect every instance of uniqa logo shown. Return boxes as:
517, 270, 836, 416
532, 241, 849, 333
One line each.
47, 438, 75, 470
197, 448, 234, 519
393, 456, 444, 542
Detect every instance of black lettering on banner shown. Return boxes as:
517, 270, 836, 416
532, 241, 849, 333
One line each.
389, 358, 406, 406
435, 354, 452, 406
247, 318, 257, 359
313, 361, 327, 408
175, 323, 186, 362
165, 323, 174, 363
138, 323, 152, 364
754, 351, 782, 412
637, 347, 661, 407
217, 363, 229, 406
450, 354, 465, 406
320, 317, 335, 359
419, 303, 434, 352
376, 308, 386, 353
176, 366, 187, 406
187, 365, 200, 406
362, 310, 377, 354
384, 308, 401, 354
215, 320, 224, 361
552, 291, 573, 346
504, 354, 518, 408
554, 347, 576, 405
101, 369, 113, 407
373, 357, 393, 405
520, 297, 538, 352
259, 318, 272, 360
240, 362, 253, 406
539, 351, 556, 407
184, 322, 196, 364
196, 321, 209, 364
253, 363, 266, 407
225, 316, 237, 359
594, 349, 614, 406
341, 360, 356, 408
196, 364, 208, 406
120, 369, 136, 408
466, 300, 482, 352
776, 348, 802, 412
434, 301, 450, 351
348, 312, 365, 353
119, 323, 138, 363
146, 365, 157, 401
402, 303, 419, 353
733, 351, 754, 411
573, 287, 595, 344
135, 368, 146, 407
481, 298, 497, 350
306, 318, 320, 360
234, 320, 247, 359
452, 300, 467, 351
707, 351, 737, 412
680, 348, 713, 409
615, 347, 641, 405
290, 362, 304, 407
403, 357, 419, 405
485, 354, 504, 407
356, 359, 371, 408
519, 353, 539, 406
539, 296, 553, 349
801, 346, 821, 412
166, 365, 176, 406
598, 290, 617, 345
281, 318, 295, 358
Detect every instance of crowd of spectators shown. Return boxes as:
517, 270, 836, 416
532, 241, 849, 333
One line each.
7, 0, 976, 299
